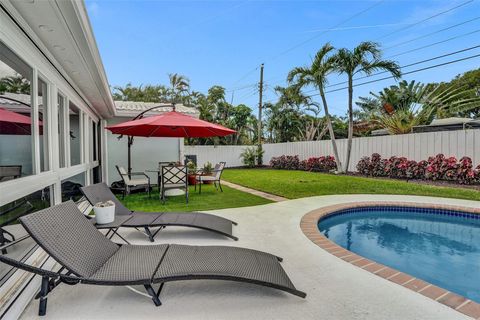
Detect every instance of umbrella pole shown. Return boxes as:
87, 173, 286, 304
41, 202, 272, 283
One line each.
127, 136, 133, 178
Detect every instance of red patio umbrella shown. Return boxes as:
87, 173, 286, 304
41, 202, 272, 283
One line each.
106, 110, 235, 137
0, 107, 42, 135
105, 107, 235, 175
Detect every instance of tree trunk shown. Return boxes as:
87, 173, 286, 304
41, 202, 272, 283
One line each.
344, 76, 354, 173
320, 87, 343, 172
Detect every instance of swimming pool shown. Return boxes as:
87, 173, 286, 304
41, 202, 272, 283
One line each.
318, 206, 480, 303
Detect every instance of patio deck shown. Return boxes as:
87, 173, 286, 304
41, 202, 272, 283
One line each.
20, 194, 479, 320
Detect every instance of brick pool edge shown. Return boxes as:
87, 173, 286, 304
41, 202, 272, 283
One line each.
300, 202, 480, 320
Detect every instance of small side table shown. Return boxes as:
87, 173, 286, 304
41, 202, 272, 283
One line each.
91, 215, 133, 244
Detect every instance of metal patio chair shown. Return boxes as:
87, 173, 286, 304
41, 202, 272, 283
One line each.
195, 162, 226, 194
160, 165, 188, 204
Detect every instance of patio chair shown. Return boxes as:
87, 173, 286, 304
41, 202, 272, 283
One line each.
81, 183, 237, 241
0, 165, 22, 182
115, 165, 151, 199
195, 162, 226, 194
0, 201, 306, 316
160, 165, 188, 204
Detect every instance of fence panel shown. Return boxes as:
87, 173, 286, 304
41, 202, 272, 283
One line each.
185, 129, 480, 170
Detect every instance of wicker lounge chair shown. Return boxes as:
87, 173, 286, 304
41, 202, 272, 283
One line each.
0, 201, 306, 316
81, 183, 237, 241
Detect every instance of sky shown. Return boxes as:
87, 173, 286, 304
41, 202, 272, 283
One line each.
85, 0, 480, 116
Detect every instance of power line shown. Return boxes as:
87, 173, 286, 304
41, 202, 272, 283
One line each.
376, 0, 474, 41
263, 2, 477, 88
384, 15, 480, 51
298, 44, 480, 93
270, 0, 385, 61
389, 28, 480, 58
320, 53, 480, 95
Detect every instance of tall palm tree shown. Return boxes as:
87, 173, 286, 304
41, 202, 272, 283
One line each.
334, 41, 401, 172
287, 43, 342, 171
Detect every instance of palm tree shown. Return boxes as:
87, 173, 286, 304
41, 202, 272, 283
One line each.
0, 74, 30, 94
334, 41, 401, 172
287, 43, 342, 171
168, 73, 190, 104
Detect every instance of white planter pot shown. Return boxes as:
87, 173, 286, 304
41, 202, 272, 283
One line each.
93, 205, 115, 224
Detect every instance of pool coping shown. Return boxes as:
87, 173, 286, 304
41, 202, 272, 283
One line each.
300, 201, 480, 320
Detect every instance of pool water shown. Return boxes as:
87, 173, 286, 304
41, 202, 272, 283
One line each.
318, 207, 480, 303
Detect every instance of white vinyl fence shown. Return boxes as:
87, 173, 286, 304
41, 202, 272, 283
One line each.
185, 129, 480, 171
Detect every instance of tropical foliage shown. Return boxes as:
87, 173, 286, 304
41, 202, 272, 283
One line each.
0, 74, 30, 94
356, 79, 480, 134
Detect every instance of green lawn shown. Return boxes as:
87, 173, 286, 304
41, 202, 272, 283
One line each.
222, 169, 480, 201
121, 184, 272, 212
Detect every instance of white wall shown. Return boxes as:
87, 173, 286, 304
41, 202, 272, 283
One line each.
106, 117, 182, 184
184, 129, 480, 171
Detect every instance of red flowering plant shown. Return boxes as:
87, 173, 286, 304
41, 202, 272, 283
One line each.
356, 153, 479, 185
269, 155, 300, 170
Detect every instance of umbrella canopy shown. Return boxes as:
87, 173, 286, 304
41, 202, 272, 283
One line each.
0, 107, 42, 135
106, 111, 235, 138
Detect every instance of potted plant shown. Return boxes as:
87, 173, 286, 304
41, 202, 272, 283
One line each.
202, 161, 214, 184
186, 160, 197, 185
93, 200, 115, 224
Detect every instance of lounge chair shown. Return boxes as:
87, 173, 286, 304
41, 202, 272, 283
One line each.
195, 161, 226, 194
81, 183, 237, 241
0, 201, 306, 316
115, 165, 151, 198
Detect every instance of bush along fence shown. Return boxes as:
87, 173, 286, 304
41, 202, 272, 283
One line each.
357, 153, 480, 185
270, 155, 337, 172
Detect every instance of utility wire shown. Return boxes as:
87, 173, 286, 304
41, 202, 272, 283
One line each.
296, 44, 480, 93
389, 28, 480, 58
263, 3, 477, 88
318, 53, 480, 95
270, 0, 385, 61
384, 15, 480, 50
375, 0, 474, 41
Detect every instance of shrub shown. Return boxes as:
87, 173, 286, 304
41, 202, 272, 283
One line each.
240, 147, 258, 168
269, 155, 300, 170
357, 153, 480, 185
270, 155, 336, 172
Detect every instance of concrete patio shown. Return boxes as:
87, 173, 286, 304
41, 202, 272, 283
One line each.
20, 194, 479, 320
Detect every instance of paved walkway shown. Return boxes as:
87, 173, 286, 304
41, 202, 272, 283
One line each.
21, 194, 480, 320
222, 180, 288, 202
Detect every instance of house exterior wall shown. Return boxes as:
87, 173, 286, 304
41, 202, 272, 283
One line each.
0, 4, 108, 318
106, 117, 183, 185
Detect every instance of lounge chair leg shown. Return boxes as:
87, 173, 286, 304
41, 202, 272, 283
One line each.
144, 227, 155, 242
219, 181, 223, 192
38, 276, 49, 316
144, 284, 162, 306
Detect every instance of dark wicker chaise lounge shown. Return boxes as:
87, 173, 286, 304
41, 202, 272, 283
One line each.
0, 201, 306, 316
81, 183, 237, 241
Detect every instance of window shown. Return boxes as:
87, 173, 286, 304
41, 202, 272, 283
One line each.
69, 102, 81, 166
61, 172, 85, 202
0, 186, 52, 285
0, 41, 33, 181
38, 77, 49, 172
57, 94, 66, 168
91, 119, 97, 162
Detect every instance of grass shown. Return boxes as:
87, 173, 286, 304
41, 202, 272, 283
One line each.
121, 184, 272, 212
222, 169, 480, 201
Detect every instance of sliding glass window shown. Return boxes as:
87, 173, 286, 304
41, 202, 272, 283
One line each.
69, 102, 81, 166
37, 77, 49, 172
0, 41, 33, 182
